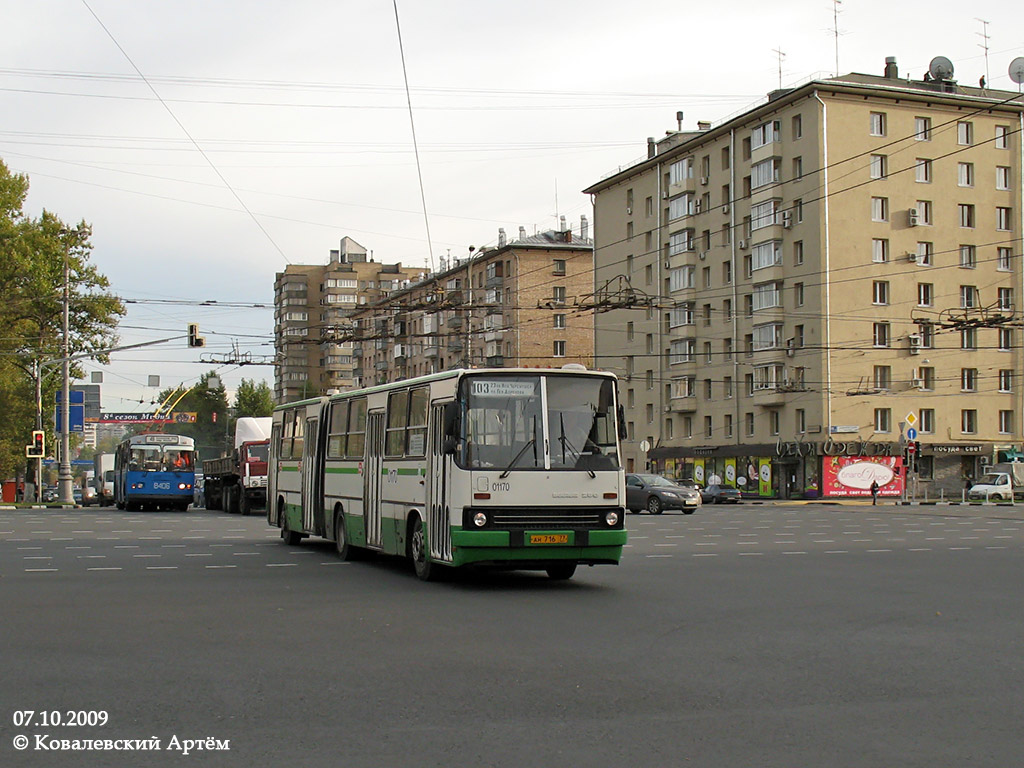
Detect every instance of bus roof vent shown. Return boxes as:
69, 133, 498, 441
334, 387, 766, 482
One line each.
560, 363, 587, 371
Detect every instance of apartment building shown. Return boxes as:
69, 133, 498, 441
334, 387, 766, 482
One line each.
273, 237, 424, 402
585, 58, 1023, 498
348, 222, 594, 386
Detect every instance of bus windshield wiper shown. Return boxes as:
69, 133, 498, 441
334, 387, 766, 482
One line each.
499, 438, 536, 479
559, 414, 594, 478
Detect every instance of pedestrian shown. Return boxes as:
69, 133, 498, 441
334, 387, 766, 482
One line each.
870, 480, 879, 505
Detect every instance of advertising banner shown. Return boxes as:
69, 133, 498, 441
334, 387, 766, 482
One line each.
822, 455, 904, 497
758, 459, 773, 496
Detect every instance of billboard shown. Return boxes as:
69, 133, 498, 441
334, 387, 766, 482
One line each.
822, 456, 904, 497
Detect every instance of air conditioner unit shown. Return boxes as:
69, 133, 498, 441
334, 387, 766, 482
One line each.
780, 210, 793, 229
700, 176, 709, 186
662, 192, 669, 200
911, 377, 924, 389
626, 207, 632, 215
908, 334, 921, 355
663, 259, 671, 269
908, 208, 920, 227
663, 405, 672, 413
698, 251, 707, 260
722, 204, 730, 214
907, 251, 918, 262
738, 239, 747, 250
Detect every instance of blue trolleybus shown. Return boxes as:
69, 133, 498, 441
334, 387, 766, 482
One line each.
113, 433, 196, 511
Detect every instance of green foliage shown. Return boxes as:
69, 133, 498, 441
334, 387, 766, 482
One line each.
234, 379, 274, 418
153, 371, 231, 460
0, 159, 125, 480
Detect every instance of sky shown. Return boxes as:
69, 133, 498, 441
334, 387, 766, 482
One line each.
2, 0, 1020, 413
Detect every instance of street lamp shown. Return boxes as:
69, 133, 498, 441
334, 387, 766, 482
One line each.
58, 231, 74, 506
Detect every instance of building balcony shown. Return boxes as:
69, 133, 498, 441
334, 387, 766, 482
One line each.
448, 339, 464, 352
374, 360, 389, 371
448, 315, 464, 329
484, 330, 504, 343
670, 397, 698, 413
486, 355, 505, 367
486, 274, 504, 289
423, 346, 439, 358
352, 367, 364, 378
752, 387, 786, 407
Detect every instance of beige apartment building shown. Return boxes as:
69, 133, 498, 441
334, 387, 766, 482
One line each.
273, 237, 424, 402
585, 58, 1023, 499
347, 222, 594, 387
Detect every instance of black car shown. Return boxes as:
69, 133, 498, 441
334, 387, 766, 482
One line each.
700, 484, 742, 504
625, 474, 702, 514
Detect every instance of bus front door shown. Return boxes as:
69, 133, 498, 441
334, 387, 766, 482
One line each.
426, 402, 452, 563
301, 417, 319, 534
363, 410, 384, 549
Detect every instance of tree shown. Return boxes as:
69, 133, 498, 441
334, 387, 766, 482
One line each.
0, 159, 125, 481
153, 371, 231, 460
234, 379, 274, 418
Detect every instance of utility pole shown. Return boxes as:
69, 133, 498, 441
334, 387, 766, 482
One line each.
58, 233, 74, 505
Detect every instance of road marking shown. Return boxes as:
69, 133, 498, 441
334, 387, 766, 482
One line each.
692, 553, 718, 557
26, 568, 58, 572
925, 537, 944, 541
737, 552, 763, 556
161, 545, 186, 548
205, 565, 236, 569
138, 536, 162, 540
985, 546, 1008, 550
182, 536, 206, 540
783, 551, 807, 555
77, 555, 106, 559
867, 549, 893, 553
949, 547, 971, 551
24, 556, 52, 560
232, 552, 261, 556
908, 548, 932, 552
185, 553, 212, 557
114, 545, 139, 549
266, 563, 297, 567
146, 566, 177, 570
654, 543, 677, 547
17, 546, 43, 550
88, 567, 122, 571
825, 550, 849, 554
646, 554, 673, 558
133, 554, 161, 558
49, 537, 73, 541
320, 562, 348, 566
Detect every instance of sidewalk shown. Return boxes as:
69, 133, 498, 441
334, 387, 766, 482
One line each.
768, 498, 1024, 520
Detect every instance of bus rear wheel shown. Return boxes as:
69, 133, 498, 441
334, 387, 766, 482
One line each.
409, 516, 438, 581
281, 512, 301, 546
546, 562, 577, 580
334, 510, 354, 561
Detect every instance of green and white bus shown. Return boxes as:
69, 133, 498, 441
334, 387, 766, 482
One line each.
268, 366, 627, 580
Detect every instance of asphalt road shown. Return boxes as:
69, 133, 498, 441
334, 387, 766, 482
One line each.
2, 503, 1023, 767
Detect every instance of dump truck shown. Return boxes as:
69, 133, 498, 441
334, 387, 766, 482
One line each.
967, 462, 1024, 501
203, 417, 271, 515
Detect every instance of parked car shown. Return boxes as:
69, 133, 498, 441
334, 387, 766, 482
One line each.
42, 486, 58, 502
700, 484, 742, 504
72, 488, 83, 505
625, 474, 702, 514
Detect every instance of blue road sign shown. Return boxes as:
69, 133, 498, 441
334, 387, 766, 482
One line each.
55, 404, 85, 433
906, 427, 918, 441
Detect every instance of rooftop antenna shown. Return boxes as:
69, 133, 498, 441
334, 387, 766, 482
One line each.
676, 110, 684, 131
929, 55, 955, 81
553, 178, 559, 228
975, 18, 990, 88
830, 0, 843, 77
772, 46, 785, 90
1010, 57, 1024, 93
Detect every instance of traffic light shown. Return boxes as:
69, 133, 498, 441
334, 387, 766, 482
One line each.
187, 323, 205, 348
26, 430, 45, 458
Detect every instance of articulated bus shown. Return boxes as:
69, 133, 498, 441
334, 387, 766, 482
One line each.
113, 433, 196, 511
269, 366, 627, 580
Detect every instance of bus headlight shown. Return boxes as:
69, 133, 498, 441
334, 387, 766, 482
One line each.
605, 511, 620, 526
473, 512, 488, 528
178, 483, 187, 490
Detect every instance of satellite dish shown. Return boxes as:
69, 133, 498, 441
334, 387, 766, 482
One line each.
1009, 57, 1024, 86
929, 56, 955, 81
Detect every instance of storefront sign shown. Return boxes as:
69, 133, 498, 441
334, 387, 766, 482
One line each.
928, 445, 984, 454
822, 439, 894, 457
775, 440, 816, 458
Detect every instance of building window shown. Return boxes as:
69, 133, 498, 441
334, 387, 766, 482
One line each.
915, 116, 932, 141
999, 370, 1013, 393
1000, 411, 1015, 435
961, 368, 978, 392
997, 247, 1012, 271
959, 204, 975, 228
871, 197, 888, 221
995, 125, 1010, 149
751, 200, 778, 230
794, 240, 804, 265
872, 238, 889, 263
553, 340, 566, 357
704, 416, 713, 438
795, 409, 806, 434
626, 321, 634, 341
916, 241, 933, 265
997, 207, 1012, 231
874, 365, 891, 390
752, 282, 782, 311
552, 259, 566, 275
916, 200, 933, 225
872, 281, 889, 305
724, 414, 733, 438
918, 366, 935, 391
552, 286, 566, 304
957, 121, 974, 145
998, 287, 1013, 311
915, 158, 932, 183
769, 410, 780, 436
960, 284, 978, 308
752, 240, 782, 271
869, 154, 887, 179
957, 162, 974, 187
869, 112, 886, 136
792, 114, 802, 139
996, 166, 1011, 191
873, 322, 890, 348
645, 403, 654, 424
920, 408, 935, 433
553, 314, 566, 330
961, 409, 977, 434
999, 328, 1013, 352
874, 408, 891, 433
794, 282, 805, 306
751, 158, 781, 188
919, 324, 935, 348
752, 120, 780, 149
793, 156, 803, 180
961, 328, 977, 350
745, 412, 755, 437
646, 370, 654, 390
959, 245, 976, 269
917, 283, 933, 307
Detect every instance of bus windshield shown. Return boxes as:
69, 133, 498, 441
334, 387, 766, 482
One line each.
129, 445, 193, 472
461, 374, 619, 471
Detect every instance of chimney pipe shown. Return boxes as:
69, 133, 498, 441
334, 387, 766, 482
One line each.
518, 226, 526, 241
884, 56, 898, 79
498, 227, 506, 247
697, 120, 711, 131
559, 215, 567, 232
676, 111, 684, 131
647, 137, 656, 159
580, 215, 588, 241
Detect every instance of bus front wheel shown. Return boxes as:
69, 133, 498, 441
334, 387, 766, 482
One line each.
280, 511, 301, 546
409, 516, 438, 581
546, 562, 577, 580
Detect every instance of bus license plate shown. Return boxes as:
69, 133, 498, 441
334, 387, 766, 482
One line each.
529, 534, 568, 545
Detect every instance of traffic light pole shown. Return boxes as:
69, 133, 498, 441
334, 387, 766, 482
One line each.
58, 241, 73, 506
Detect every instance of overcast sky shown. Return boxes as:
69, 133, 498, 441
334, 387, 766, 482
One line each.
2, 0, 1019, 412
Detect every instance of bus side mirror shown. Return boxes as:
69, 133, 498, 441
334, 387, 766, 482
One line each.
443, 402, 460, 438
443, 437, 458, 455
617, 404, 628, 440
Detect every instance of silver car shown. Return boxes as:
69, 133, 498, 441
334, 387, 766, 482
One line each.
625, 474, 702, 514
